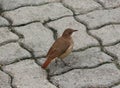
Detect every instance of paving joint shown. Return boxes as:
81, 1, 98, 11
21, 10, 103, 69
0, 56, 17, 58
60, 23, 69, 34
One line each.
1, 1, 60, 13
49, 62, 112, 77
0, 68, 15, 88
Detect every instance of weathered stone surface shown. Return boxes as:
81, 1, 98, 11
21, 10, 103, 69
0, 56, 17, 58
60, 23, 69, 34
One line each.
3, 60, 57, 88
0, 27, 18, 44
0, 0, 59, 10
0, 16, 9, 26
113, 85, 120, 88
105, 43, 120, 65
76, 7, 120, 29
14, 22, 54, 57
90, 24, 120, 45
37, 47, 112, 75
0, 70, 11, 88
47, 16, 98, 50
3, 3, 73, 25
50, 64, 120, 88
96, 0, 120, 8
63, 0, 102, 14
0, 43, 31, 65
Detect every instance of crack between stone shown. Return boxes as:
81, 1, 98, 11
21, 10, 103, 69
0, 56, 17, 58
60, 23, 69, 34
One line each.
43, 23, 58, 40
93, 0, 120, 10
11, 15, 73, 27
89, 22, 120, 30
0, 40, 17, 47
103, 40, 120, 47
47, 72, 60, 88
0, 25, 9, 27
102, 47, 120, 70
0, 68, 16, 88
1, 1, 60, 13
110, 80, 120, 88
61, 0, 104, 16
72, 45, 99, 52
1, 57, 33, 66
93, 0, 105, 8
49, 62, 112, 77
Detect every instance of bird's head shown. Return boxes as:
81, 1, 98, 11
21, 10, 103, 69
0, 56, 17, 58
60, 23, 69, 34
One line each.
62, 28, 78, 37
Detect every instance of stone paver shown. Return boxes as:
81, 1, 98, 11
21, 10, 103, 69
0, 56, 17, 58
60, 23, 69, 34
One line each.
50, 64, 120, 88
76, 7, 120, 29
14, 22, 54, 57
1, 0, 120, 88
3, 3, 73, 25
37, 47, 112, 75
3, 59, 57, 88
0, 16, 9, 26
90, 24, 120, 45
0, 0, 59, 10
0, 43, 31, 65
0, 27, 18, 44
47, 16, 99, 50
0, 70, 11, 88
63, 0, 102, 14
96, 0, 120, 8
105, 43, 120, 65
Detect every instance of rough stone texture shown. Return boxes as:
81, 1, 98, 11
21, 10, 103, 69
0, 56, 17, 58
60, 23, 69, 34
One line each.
0, 0, 120, 88
47, 16, 99, 50
113, 85, 120, 88
37, 47, 112, 75
3, 60, 57, 88
14, 22, 54, 57
96, 0, 120, 8
0, 0, 60, 10
0, 43, 31, 65
3, 3, 73, 25
105, 43, 120, 65
76, 7, 120, 29
0, 16, 9, 26
90, 24, 120, 45
0, 27, 18, 44
50, 64, 120, 88
63, 0, 102, 14
0, 70, 11, 88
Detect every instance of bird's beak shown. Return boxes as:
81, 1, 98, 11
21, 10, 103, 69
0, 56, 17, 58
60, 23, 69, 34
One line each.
72, 30, 78, 32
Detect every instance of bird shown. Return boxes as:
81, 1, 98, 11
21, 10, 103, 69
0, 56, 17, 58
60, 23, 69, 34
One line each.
42, 28, 78, 69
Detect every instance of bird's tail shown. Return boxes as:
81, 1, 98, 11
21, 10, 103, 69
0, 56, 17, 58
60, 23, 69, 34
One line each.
42, 58, 52, 69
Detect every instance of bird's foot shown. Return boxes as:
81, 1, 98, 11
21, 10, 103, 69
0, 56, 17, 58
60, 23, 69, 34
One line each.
60, 59, 71, 67
55, 59, 58, 66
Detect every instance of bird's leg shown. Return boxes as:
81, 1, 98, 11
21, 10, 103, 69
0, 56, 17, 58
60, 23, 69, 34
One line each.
60, 59, 68, 66
55, 59, 58, 66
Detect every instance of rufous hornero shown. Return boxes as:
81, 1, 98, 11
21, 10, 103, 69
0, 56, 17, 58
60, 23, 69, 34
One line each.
42, 28, 78, 69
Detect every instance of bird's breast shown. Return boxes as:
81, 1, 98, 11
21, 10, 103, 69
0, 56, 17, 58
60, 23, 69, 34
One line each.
59, 39, 73, 59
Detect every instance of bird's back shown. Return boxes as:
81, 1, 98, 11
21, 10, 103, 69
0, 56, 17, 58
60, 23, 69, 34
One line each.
46, 37, 72, 59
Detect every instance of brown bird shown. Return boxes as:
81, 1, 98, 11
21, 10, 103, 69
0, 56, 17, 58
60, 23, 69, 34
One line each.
42, 28, 78, 69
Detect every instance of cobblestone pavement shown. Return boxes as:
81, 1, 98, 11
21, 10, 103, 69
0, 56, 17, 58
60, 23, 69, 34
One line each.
0, 0, 120, 88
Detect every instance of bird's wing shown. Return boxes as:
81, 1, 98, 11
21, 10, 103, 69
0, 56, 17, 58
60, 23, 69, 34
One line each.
46, 37, 70, 59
